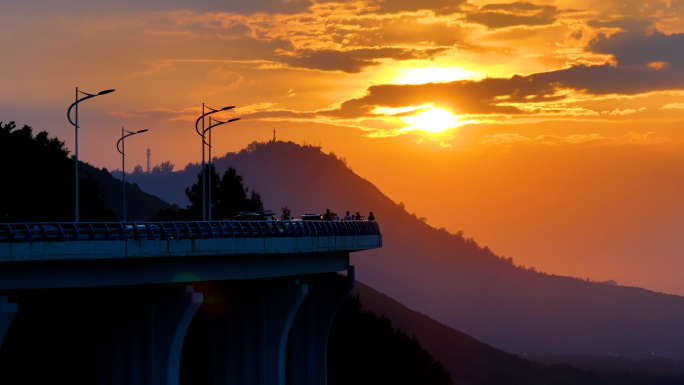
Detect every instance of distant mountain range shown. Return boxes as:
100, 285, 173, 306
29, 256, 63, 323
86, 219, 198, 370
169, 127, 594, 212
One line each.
353, 280, 684, 384
84, 162, 173, 221
112, 140, 684, 359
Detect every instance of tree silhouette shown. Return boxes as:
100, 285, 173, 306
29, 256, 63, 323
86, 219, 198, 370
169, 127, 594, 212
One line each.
157, 165, 264, 221
215, 167, 247, 215
328, 295, 453, 385
0, 121, 116, 222
185, 164, 221, 219
213, 166, 263, 219
152, 161, 174, 174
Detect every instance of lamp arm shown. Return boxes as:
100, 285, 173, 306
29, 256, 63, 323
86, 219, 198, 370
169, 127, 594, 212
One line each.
116, 132, 139, 155
202, 121, 228, 135
195, 110, 221, 136
67, 94, 96, 127
195, 106, 235, 136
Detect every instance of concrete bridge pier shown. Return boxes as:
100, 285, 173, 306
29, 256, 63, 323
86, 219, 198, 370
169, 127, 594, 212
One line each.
286, 268, 355, 385
86, 284, 203, 385
0, 295, 17, 349
201, 279, 308, 385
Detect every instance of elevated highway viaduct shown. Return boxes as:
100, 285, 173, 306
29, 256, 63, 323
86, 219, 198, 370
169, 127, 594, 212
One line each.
0, 220, 382, 385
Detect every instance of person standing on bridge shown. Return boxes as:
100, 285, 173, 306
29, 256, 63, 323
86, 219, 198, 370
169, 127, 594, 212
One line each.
368, 212, 375, 221
344, 211, 352, 220
323, 209, 332, 220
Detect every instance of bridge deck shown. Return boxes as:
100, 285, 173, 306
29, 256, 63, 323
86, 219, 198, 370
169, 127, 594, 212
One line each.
0, 220, 380, 243
0, 220, 382, 262
0, 221, 382, 289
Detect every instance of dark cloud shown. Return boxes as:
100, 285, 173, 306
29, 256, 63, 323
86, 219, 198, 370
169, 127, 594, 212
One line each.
586, 18, 653, 34
466, 1, 558, 29
589, 30, 684, 67
315, 0, 465, 15
369, 0, 465, 15
327, 15, 467, 47
242, 110, 317, 120
320, 76, 553, 117
319, 63, 684, 118
601, 0, 679, 19
5, 0, 316, 15
531, 63, 684, 94
278, 47, 448, 73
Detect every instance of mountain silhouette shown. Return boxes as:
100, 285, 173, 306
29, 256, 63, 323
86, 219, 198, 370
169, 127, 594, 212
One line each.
122, 140, 684, 359
353, 280, 684, 384
84, 162, 173, 221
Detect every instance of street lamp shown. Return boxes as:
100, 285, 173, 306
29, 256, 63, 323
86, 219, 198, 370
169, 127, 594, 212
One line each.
116, 128, 148, 222
67, 87, 115, 222
204, 117, 241, 221
194, 104, 234, 221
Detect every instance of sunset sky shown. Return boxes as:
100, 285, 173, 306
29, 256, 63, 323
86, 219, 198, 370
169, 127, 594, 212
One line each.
2, 0, 684, 295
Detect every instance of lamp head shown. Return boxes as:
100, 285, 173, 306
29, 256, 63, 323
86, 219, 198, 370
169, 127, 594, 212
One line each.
221, 106, 236, 111
228, 118, 241, 123
98, 89, 116, 95
136, 129, 149, 133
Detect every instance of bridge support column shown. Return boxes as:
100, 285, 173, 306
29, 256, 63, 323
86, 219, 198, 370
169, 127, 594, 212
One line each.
88, 284, 203, 385
286, 268, 355, 385
0, 296, 17, 349
204, 280, 308, 385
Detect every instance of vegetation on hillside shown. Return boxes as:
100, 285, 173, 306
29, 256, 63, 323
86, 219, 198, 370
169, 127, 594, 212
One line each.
152, 165, 263, 220
0, 121, 116, 222
328, 295, 453, 385
528, 354, 684, 377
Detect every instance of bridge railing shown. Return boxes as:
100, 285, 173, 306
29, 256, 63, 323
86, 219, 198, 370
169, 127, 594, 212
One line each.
0, 221, 381, 243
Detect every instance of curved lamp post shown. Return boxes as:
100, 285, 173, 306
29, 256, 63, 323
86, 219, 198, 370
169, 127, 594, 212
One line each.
116, 128, 148, 222
194, 104, 234, 221
204, 117, 241, 221
67, 87, 115, 222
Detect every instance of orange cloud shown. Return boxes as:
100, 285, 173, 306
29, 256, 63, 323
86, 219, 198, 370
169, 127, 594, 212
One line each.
466, 1, 559, 29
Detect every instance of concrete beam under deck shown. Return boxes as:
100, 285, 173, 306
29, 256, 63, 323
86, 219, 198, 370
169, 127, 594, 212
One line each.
0, 251, 352, 290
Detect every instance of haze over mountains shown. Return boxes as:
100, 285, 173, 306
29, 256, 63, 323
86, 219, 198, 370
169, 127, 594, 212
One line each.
352, 281, 684, 385
120, 140, 684, 359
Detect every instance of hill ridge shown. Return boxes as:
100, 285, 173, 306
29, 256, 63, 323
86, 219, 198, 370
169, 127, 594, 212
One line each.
122, 140, 684, 359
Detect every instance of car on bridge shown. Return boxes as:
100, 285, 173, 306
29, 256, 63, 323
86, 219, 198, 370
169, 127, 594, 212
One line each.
300, 214, 323, 220
225, 210, 278, 221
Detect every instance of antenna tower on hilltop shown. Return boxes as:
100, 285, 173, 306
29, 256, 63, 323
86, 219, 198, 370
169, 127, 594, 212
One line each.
146, 148, 151, 173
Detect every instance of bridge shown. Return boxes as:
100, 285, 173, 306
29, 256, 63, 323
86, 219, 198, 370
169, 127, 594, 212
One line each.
0, 220, 382, 385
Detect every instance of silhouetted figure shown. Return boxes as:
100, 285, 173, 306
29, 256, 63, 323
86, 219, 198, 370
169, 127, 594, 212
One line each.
281, 206, 291, 220
368, 212, 375, 221
323, 209, 332, 220
343, 211, 352, 220
355, 212, 363, 220
333, 213, 339, 221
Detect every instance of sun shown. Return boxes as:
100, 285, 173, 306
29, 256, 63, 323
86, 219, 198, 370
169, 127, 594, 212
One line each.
402, 107, 460, 133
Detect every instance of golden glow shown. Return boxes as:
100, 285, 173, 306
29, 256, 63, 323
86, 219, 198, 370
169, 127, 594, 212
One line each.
402, 107, 460, 133
373, 105, 432, 115
394, 66, 477, 85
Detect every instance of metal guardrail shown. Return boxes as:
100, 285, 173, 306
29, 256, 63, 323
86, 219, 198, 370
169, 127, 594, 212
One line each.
0, 221, 381, 243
